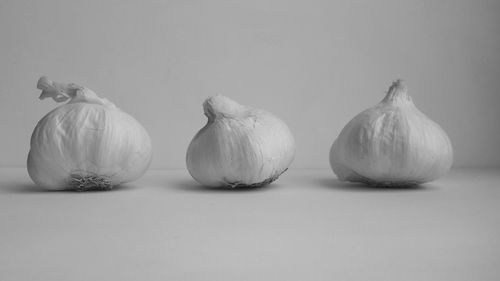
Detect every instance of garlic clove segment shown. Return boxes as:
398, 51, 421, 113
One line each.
330, 80, 453, 186
186, 95, 296, 188
27, 76, 152, 191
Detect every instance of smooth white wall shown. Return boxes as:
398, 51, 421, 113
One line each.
1, 0, 499, 169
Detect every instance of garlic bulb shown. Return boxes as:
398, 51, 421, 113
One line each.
330, 80, 453, 186
27, 76, 152, 191
186, 95, 295, 188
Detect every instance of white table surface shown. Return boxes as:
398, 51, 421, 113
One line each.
0, 167, 499, 281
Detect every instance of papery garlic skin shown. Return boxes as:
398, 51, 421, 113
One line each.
186, 95, 295, 188
27, 76, 152, 191
330, 80, 453, 186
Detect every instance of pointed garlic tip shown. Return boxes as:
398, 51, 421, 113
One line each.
382, 79, 412, 103
203, 95, 245, 120
36, 76, 79, 103
36, 76, 51, 91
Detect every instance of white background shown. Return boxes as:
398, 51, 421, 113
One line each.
1, 0, 499, 169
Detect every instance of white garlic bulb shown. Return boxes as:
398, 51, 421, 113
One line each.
330, 80, 453, 186
186, 95, 295, 188
27, 76, 152, 191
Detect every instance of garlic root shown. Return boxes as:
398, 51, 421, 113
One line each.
69, 173, 113, 192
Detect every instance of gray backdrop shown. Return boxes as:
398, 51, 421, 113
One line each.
1, 0, 499, 169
